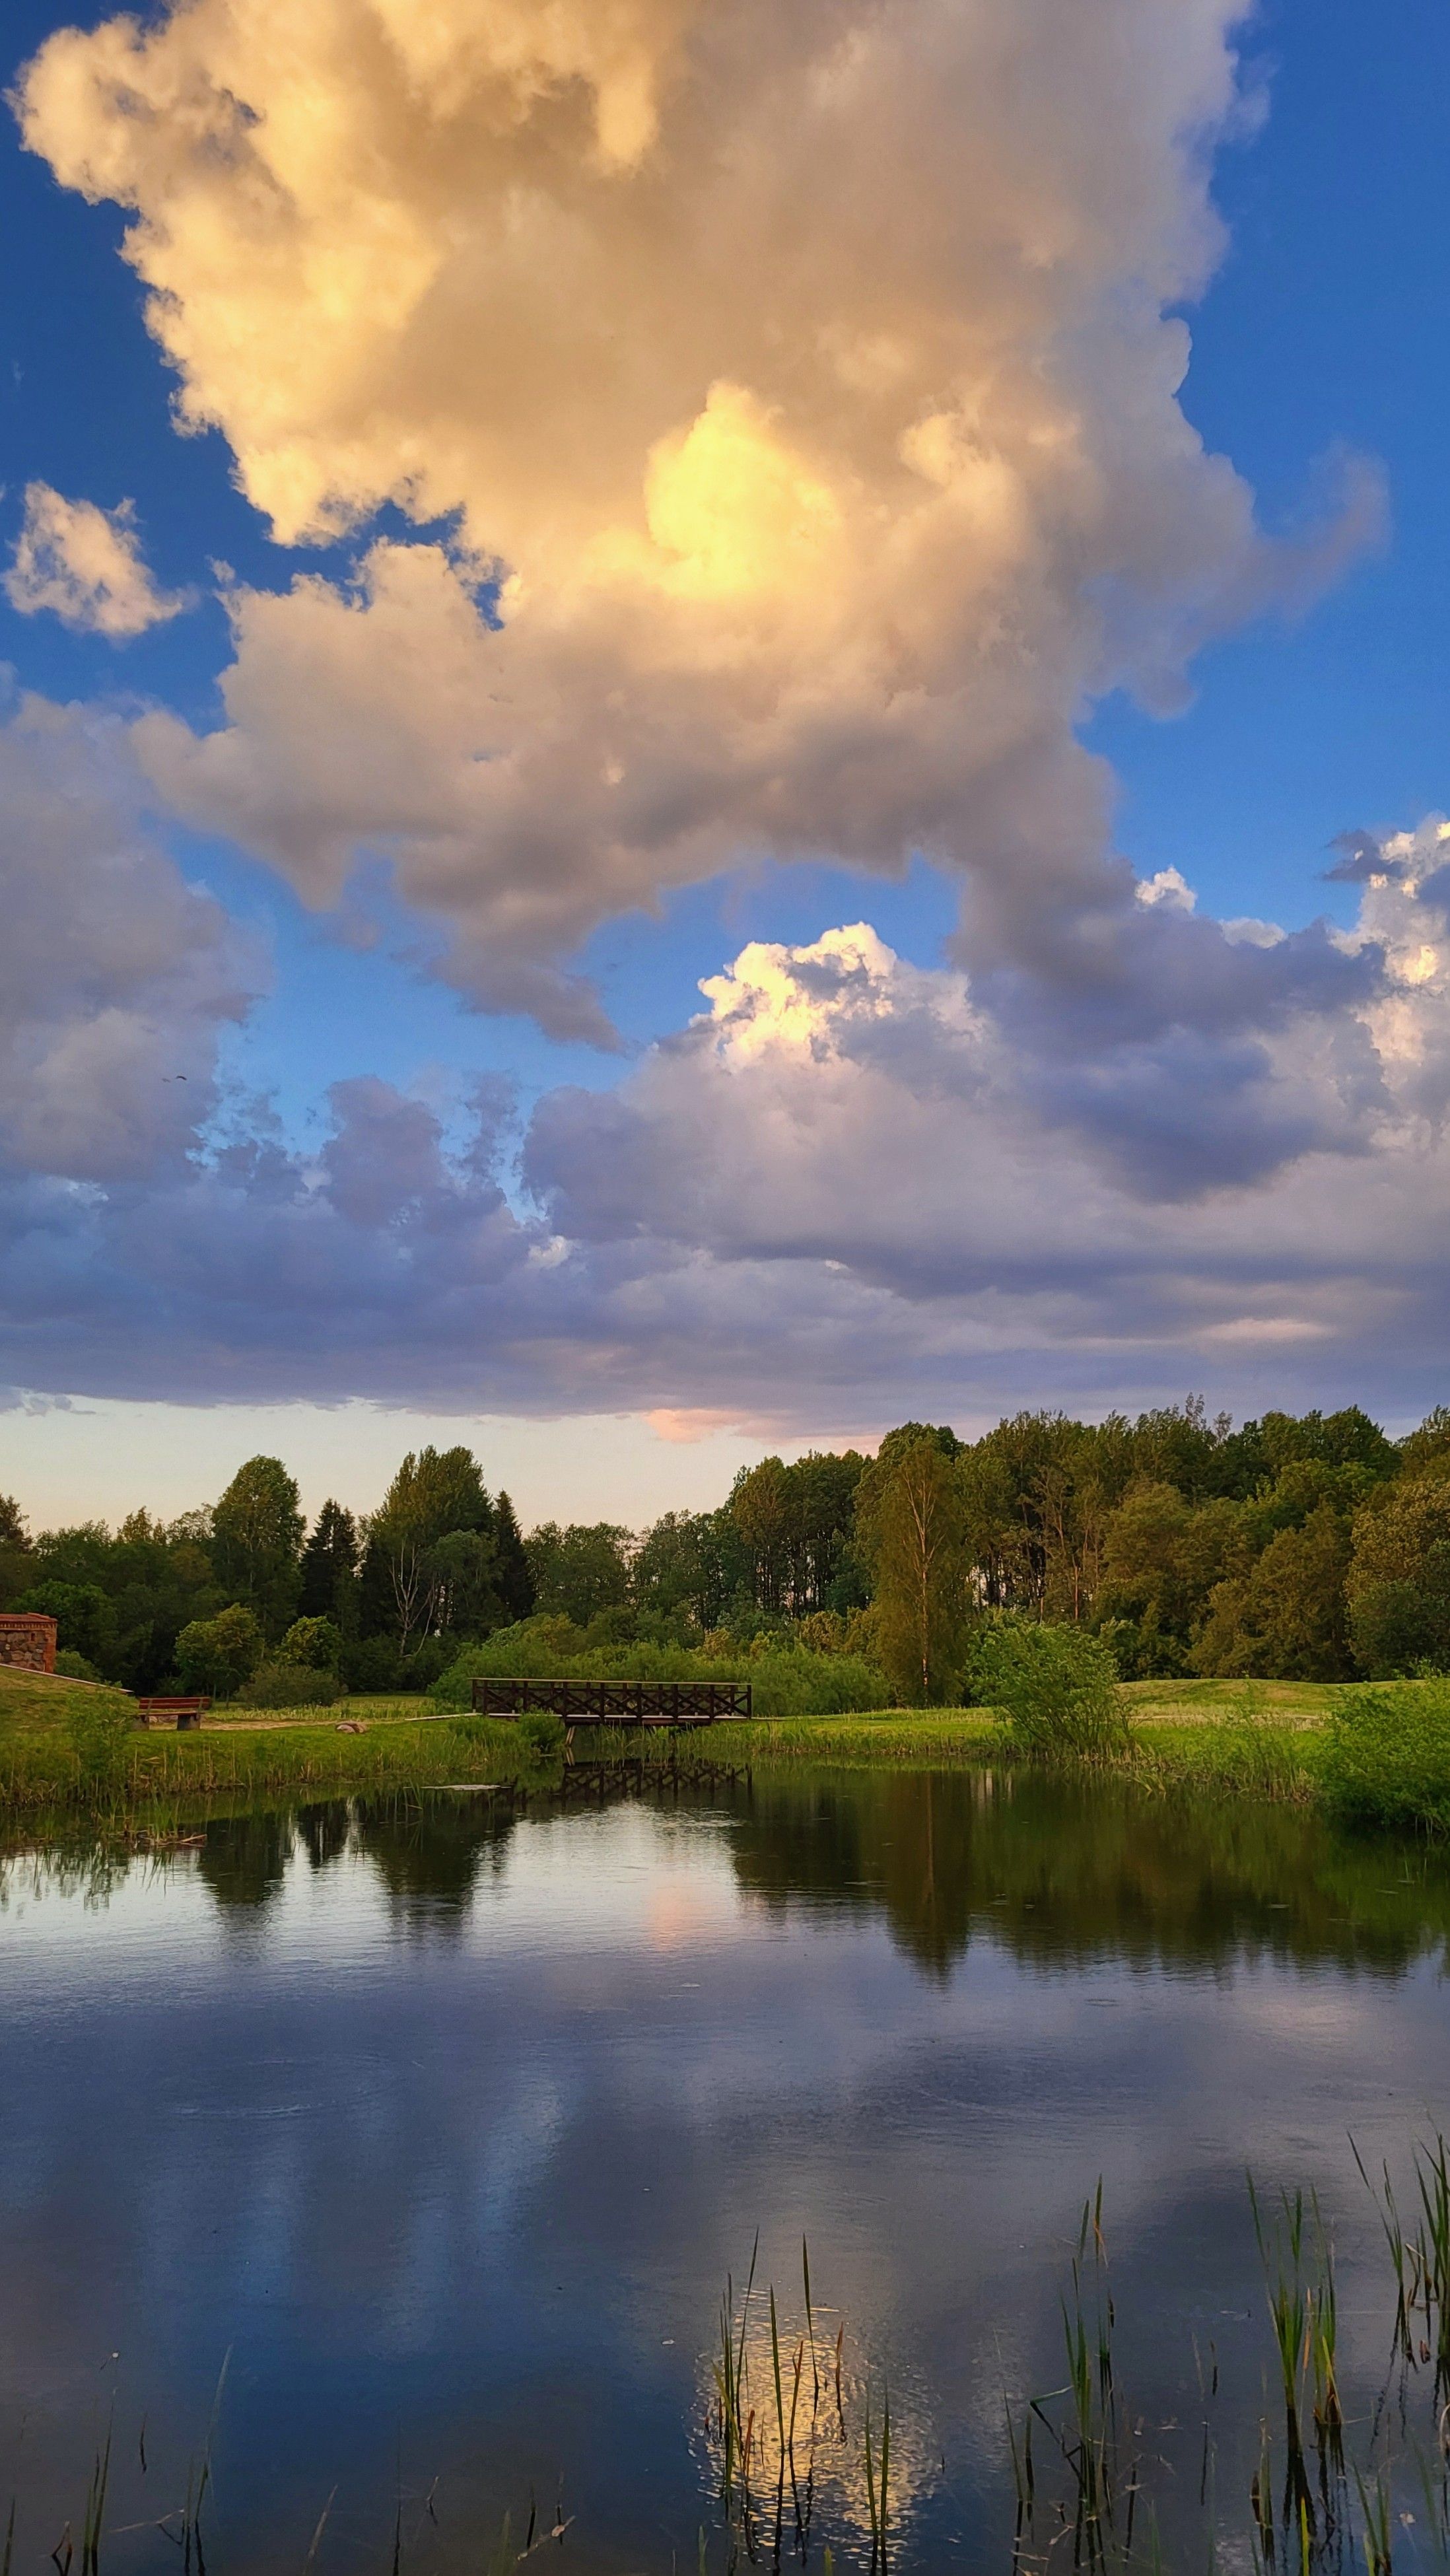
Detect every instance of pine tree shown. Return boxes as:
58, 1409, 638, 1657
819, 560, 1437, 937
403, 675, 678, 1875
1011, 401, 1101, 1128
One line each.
298, 1500, 361, 1635
493, 1492, 535, 1622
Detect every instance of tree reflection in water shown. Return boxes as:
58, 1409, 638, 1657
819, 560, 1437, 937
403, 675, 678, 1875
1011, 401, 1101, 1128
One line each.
168, 1765, 1450, 1975
725, 1764, 1450, 1978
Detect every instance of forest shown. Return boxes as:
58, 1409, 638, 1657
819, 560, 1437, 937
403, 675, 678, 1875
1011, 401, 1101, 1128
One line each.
3, 1396, 1450, 1707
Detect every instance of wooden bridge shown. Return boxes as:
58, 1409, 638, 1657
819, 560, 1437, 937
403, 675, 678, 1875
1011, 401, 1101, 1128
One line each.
470, 1677, 752, 1733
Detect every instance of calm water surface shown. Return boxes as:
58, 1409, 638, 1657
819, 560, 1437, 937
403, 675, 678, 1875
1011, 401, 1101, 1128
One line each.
3, 1765, 1450, 2573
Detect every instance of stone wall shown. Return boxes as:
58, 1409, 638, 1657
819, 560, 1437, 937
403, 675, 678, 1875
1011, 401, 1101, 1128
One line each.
0, 1613, 57, 1673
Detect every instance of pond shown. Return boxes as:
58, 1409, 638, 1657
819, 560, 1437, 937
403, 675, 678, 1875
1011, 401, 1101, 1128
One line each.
4, 1764, 1450, 2575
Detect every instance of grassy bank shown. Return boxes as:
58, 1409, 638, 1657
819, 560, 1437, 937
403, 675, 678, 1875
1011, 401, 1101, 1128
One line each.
0, 1667, 539, 1817
4, 1661, 1449, 1834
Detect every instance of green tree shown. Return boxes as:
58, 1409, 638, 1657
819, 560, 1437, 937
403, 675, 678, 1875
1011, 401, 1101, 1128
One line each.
492, 1492, 535, 1622
370, 1447, 493, 1653
633, 1508, 749, 1631
1346, 1479, 1450, 1675
785, 1451, 869, 1611
1399, 1407, 1450, 1482
0, 1494, 31, 1609
1093, 1482, 1241, 1677
25, 1512, 223, 1690
211, 1457, 304, 1640
427, 1527, 502, 1637
280, 1615, 345, 1671
1191, 1500, 1353, 1681
856, 1432, 970, 1704
524, 1522, 633, 1625
730, 1458, 793, 1612
11, 1578, 118, 1671
175, 1602, 265, 1696
298, 1502, 360, 1633
1255, 1406, 1398, 1480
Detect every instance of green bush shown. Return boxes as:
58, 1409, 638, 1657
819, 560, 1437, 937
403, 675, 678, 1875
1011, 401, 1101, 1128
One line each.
53, 1650, 102, 1682
176, 1602, 265, 1696
971, 1618, 1128, 1758
279, 1615, 344, 1671
516, 1708, 567, 1757
1321, 1682, 1450, 1832
428, 1622, 889, 1717
339, 1634, 405, 1693
235, 1660, 339, 1708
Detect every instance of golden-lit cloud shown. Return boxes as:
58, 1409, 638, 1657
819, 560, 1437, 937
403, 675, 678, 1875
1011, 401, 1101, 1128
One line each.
6, 484, 184, 638
18, 0, 1383, 1025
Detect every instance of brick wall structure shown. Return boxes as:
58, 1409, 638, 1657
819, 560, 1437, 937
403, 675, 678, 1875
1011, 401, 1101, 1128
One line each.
0, 1613, 57, 1674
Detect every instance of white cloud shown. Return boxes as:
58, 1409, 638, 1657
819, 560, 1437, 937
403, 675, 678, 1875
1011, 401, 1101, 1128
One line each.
5, 483, 185, 639
1136, 868, 1196, 912
20, 0, 1383, 1025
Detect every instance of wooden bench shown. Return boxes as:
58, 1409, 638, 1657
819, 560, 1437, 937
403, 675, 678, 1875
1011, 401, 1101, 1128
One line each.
135, 1695, 211, 1731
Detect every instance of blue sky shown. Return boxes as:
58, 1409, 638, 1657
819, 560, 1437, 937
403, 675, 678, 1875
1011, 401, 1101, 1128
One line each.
1, 0, 1447, 1527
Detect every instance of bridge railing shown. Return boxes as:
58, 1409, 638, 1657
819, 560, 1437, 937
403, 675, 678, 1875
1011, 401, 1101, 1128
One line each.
469, 1678, 753, 1725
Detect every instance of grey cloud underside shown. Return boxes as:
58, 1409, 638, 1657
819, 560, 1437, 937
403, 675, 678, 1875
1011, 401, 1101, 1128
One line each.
3, 1140, 1449, 1424
3, 714, 1450, 1426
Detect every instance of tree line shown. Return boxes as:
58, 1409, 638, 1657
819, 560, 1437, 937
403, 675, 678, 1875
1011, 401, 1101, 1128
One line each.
4, 1395, 1450, 1703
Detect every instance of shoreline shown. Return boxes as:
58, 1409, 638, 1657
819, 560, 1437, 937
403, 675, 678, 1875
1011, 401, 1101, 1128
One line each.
5, 1665, 1440, 1836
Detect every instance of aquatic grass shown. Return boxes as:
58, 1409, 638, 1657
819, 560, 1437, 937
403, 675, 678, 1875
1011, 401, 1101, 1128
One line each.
709, 2235, 858, 2564
79, 2412, 112, 2576
863, 2384, 891, 2569
1352, 2130, 1450, 2403
28, 2147, 1450, 2574
1009, 2184, 1143, 2575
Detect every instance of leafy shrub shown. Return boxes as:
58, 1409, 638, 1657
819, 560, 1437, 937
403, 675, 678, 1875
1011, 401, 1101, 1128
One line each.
339, 1634, 406, 1693
1321, 1683, 1450, 1832
279, 1615, 344, 1671
971, 1618, 1127, 1758
435, 1710, 562, 1772
54, 1650, 101, 1682
65, 1688, 135, 1790
176, 1602, 265, 1696
235, 1660, 339, 1708
516, 1708, 566, 1758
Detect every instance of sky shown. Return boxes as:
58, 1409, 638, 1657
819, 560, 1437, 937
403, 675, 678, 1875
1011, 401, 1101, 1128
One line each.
0, 0, 1447, 1530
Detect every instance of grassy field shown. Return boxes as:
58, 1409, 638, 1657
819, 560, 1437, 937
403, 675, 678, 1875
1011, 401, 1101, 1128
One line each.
0, 1660, 1434, 1829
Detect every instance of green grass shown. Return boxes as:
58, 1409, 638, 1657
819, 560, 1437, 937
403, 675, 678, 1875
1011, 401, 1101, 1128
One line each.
1117, 1675, 1339, 1723
0, 1668, 535, 1816
6, 1663, 1450, 1836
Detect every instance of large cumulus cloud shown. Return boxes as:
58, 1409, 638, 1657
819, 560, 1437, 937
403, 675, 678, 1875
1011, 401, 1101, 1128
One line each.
5, 0, 1429, 1432
20, 0, 1382, 1033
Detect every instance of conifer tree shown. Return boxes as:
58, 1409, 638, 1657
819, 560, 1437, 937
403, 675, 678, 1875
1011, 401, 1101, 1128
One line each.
298, 1500, 361, 1634
493, 1492, 535, 1622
